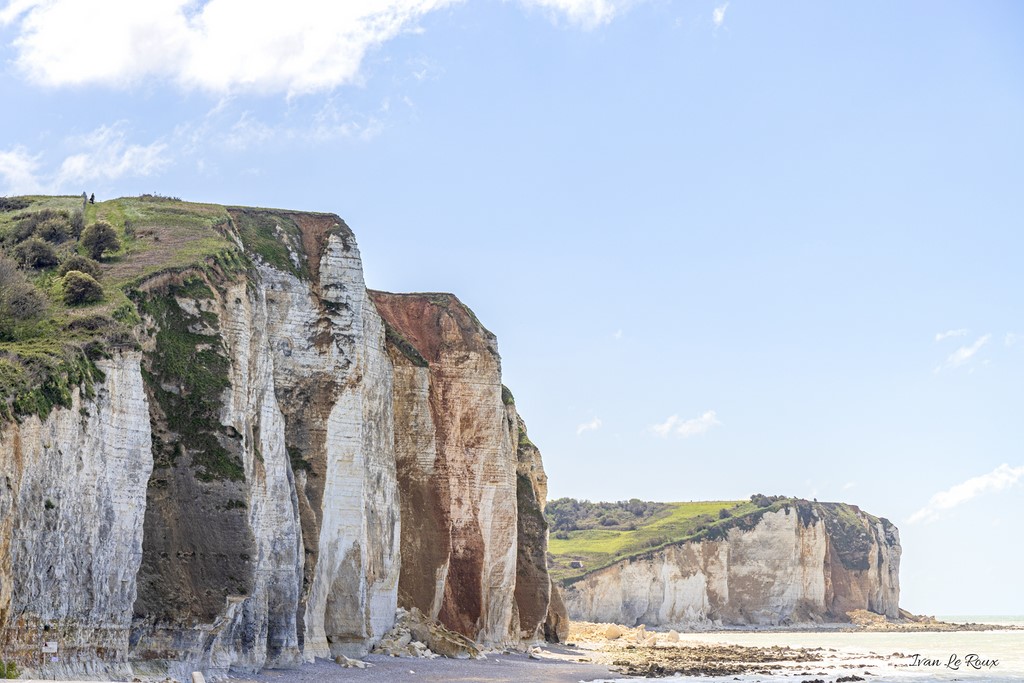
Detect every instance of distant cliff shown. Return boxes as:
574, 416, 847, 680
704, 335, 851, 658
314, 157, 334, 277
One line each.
0, 197, 562, 679
560, 500, 900, 627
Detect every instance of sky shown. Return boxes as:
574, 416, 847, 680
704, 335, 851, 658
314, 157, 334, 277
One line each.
1, 1, 1022, 615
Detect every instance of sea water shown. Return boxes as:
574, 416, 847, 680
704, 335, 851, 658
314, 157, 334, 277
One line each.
597, 617, 1024, 682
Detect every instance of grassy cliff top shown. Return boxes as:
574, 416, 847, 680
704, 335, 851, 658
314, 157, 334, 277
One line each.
547, 495, 892, 584
0, 194, 345, 423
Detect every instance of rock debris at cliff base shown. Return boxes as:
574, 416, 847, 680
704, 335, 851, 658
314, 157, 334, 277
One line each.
564, 622, 895, 679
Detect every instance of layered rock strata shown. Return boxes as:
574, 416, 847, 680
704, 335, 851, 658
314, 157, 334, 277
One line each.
369, 292, 561, 646
563, 502, 900, 628
0, 205, 557, 679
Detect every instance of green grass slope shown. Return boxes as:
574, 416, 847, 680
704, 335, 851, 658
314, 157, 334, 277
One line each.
549, 495, 827, 584
0, 194, 330, 424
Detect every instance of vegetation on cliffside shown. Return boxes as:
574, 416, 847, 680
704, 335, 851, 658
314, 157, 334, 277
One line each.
0, 195, 299, 432
547, 495, 893, 584
547, 497, 763, 583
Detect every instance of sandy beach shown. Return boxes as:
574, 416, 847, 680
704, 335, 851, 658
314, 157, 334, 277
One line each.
225, 619, 1023, 683
230, 648, 615, 683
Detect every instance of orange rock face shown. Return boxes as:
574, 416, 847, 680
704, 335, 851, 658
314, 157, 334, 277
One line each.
370, 292, 561, 645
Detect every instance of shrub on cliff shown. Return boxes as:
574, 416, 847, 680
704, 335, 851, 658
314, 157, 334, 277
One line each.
58, 254, 103, 280
0, 197, 31, 212
80, 220, 120, 260
1, 659, 20, 679
0, 256, 48, 338
36, 216, 72, 243
12, 236, 59, 268
750, 493, 787, 508
62, 270, 104, 305
7, 208, 73, 244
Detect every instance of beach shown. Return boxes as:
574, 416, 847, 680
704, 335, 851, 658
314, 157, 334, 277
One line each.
221, 617, 1024, 683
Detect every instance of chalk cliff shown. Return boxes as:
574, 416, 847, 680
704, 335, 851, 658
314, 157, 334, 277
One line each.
563, 501, 900, 627
0, 200, 556, 678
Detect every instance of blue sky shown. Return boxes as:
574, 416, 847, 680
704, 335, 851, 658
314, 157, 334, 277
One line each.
2, 1, 1022, 615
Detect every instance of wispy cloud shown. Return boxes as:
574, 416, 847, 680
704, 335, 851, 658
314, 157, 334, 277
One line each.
1, 124, 167, 194
936, 333, 990, 372
0, 146, 44, 194
935, 328, 969, 342
842, 481, 857, 491
909, 464, 1024, 524
612, 329, 623, 340
576, 417, 602, 435
55, 123, 169, 188
518, 0, 630, 29
0, 0, 629, 96
652, 410, 721, 438
1006, 332, 1021, 347
712, 2, 728, 28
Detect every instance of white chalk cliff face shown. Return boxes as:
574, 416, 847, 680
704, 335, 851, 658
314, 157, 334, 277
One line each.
564, 505, 900, 627
0, 206, 556, 678
0, 353, 153, 679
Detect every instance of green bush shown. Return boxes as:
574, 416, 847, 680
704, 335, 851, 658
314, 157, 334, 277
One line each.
36, 217, 71, 243
0, 197, 31, 212
57, 254, 103, 279
62, 270, 104, 305
0, 257, 47, 334
80, 220, 120, 260
9, 209, 71, 243
69, 209, 85, 237
1, 659, 19, 679
12, 236, 58, 269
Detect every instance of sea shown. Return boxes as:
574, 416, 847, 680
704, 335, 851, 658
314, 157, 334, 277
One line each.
597, 616, 1024, 683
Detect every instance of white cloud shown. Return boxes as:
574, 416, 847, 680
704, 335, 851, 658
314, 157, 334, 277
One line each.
842, 481, 857, 490
908, 464, 1024, 524
612, 329, 623, 340
222, 112, 278, 151
0, 146, 44, 194
937, 333, 991, 371
1006, 332, 1021, 347
652, 410, 721, 438
518, 0, 626, 28
935, 328, 969, 342
1, 0, 627, 96
576, 417, 602, 435
1, 0, 461, 96
1, 125, 168, 195
55, 123, 169, 188
712, 2, 728, 28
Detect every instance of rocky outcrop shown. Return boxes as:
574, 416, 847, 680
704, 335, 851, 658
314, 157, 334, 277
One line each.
510, 411, 557, 642
0, 203, 557, 679
563, 502, 900, 628
370, 293, 556, 647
